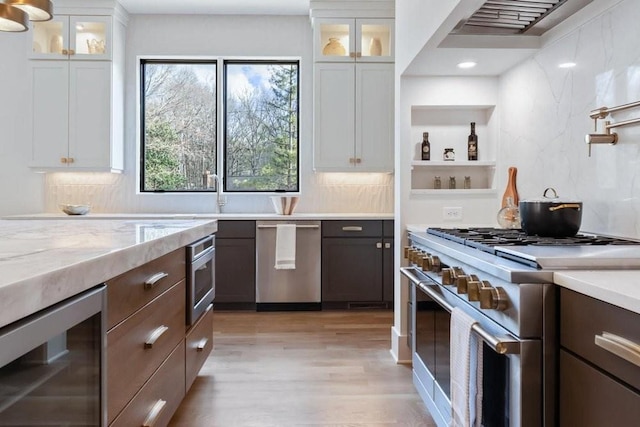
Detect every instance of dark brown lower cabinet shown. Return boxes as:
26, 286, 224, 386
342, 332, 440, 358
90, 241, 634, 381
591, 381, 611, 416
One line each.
559, 288, 640, 426
321, 220, 393, 308
214, 221, 256, 310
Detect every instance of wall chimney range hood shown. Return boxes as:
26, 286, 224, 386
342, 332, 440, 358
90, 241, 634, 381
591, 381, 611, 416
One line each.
451, 0, 593, 36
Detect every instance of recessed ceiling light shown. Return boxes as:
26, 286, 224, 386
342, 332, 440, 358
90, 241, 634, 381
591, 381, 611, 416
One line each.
558, 62, 577, 68
457, 61, 477, 69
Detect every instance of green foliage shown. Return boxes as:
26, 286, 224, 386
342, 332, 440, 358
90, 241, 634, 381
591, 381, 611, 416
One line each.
144, 121, 186, 191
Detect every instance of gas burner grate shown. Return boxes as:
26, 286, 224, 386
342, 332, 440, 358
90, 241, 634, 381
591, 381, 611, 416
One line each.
427, 227, 640, 250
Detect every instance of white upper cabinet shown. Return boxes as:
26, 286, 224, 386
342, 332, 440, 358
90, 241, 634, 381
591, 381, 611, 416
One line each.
314, 18, 394, 63
29, 15, 112, 61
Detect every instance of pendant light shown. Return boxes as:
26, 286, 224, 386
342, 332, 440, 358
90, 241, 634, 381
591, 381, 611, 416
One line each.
0, 0, 53, 33
0, 3, 28, 32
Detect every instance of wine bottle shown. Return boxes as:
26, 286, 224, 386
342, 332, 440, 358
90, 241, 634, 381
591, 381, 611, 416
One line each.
421, 132, 430, 161
468, 122, 478, 161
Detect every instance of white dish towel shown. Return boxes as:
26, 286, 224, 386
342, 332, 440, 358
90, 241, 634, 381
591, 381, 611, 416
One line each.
274, 224, 296, 270
450, 307, 484, 427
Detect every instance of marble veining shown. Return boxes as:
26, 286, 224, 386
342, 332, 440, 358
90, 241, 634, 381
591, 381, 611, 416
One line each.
499, 0, 640, 238
0, 219, 217, 329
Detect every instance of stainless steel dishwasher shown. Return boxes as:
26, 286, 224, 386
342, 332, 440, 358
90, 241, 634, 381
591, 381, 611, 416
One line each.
255, 220, 321, 310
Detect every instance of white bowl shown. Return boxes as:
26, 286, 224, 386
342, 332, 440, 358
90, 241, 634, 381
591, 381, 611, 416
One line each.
60, 204, 91, 215
270, 196, 299, 215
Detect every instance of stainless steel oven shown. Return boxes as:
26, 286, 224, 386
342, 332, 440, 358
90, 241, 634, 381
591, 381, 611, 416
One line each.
0, 285, 106, 426
186, 235, 215, 326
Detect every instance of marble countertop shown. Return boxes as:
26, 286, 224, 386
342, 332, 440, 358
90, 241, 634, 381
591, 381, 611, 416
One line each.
553, 271, 640, 315
5, 212, 394, 220
0, 218, 217, 329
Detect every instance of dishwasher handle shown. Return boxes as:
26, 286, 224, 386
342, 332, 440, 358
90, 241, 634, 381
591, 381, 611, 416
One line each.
257, 224, 319, 229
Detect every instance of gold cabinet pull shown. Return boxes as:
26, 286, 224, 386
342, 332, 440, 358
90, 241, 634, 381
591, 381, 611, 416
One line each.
349, 52, 356, 58
196, 338, 209, 351
60, 157, 68, 164
144, 325, 168, 349
595, 332, 640, 368
67, 157, 74, 164
355, 158, 362, 164
144, 272, 168, 289
61, 49, 68, 55
69, 49, 75, 55
356, 52, 362, 58
142, 399, 167, 427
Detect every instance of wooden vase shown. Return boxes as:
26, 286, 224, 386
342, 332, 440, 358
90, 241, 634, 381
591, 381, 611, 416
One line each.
501, 167, 519, 208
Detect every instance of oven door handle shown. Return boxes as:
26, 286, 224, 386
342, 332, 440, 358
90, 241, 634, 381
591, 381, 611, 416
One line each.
401, 267, 521, 355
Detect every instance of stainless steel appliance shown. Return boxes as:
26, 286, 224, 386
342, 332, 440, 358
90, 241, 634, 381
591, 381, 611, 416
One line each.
255, 220, 321, 310
0, 285, 106, 426
186, 234, 215, 325
402, 227, 640, 427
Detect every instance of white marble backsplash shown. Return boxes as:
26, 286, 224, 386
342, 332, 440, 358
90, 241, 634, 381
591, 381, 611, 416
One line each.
499, 0, 640, 238
44, 172, 393, 214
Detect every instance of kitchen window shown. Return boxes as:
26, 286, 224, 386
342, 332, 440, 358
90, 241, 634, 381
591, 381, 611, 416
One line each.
139, 58, 299, 193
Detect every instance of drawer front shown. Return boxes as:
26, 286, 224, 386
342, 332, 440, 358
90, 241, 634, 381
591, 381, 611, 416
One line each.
322, 220, 382, 237
560, 288, 640, 390
185, 304, 213, 390
107, 280, 186, 424
216, 220, 256, 239
110, 340, 186, 427
107, 247, 185, 329
560, 350, 640, 427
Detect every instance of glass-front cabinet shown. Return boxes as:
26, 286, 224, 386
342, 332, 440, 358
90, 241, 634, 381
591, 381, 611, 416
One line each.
314, 18, 394, 62
29, 15, 111, 60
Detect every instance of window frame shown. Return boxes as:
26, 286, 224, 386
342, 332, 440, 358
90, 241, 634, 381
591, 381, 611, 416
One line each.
138, 56, 301, 195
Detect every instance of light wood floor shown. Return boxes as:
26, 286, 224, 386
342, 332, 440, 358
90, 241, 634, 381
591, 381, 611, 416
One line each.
169, 310, 436, 426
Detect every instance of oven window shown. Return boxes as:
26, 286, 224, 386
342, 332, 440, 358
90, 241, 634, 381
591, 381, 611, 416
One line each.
416, 295, 451, 397
482, 342, 510, 427
0, 314, 102, 425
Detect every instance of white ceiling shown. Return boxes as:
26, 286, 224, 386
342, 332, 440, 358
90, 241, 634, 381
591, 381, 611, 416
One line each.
117, 0, 311, 15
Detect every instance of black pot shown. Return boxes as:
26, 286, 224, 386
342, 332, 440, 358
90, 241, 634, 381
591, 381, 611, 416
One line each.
518, 188, 583, 237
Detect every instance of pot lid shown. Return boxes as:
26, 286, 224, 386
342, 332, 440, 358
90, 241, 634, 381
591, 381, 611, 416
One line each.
520, 187, 581, 203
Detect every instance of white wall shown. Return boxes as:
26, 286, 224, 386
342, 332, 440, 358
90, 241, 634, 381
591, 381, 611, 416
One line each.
0, 14, 392, 216
499, 0, 640, 238
0, 34, 45, 215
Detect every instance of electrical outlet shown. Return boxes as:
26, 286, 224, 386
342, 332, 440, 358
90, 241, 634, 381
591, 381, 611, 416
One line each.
443, 207, 463, 221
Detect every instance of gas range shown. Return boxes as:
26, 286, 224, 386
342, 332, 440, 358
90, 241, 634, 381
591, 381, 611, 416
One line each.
426, 227, 640, 270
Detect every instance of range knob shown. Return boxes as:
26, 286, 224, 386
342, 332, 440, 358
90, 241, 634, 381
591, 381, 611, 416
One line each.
430, 255, 442, 273
403, 246, 411, 259
467, 279, 490, 302
442, 267, 465, 286
456, 274, 478, 294
420, 255, 432, 272
479, 286, 509, 311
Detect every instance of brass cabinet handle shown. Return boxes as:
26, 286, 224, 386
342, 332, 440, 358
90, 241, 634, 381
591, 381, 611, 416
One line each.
67, 157, 74, 164
142, 399, 167, 427
144, 325, 169, 349
595, 332, 640, 367
355, 158, 362, 164
144, 272, 168, 289
60, 157, 68, 164
356, 52, 362, 58
341, 226, 363, 232
349, 52, 356, 58
69, 49, 75, 55
196, 338, 209, 351
62, 49, 68, 55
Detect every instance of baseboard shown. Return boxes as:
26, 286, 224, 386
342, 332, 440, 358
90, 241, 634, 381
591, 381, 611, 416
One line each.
390, 325, 412, 364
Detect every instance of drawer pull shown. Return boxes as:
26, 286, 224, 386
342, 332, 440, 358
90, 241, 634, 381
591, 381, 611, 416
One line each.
142, 399, 167, 427
341, 226, 363, 232
594, 332, 640, 368
144, 272, 169, 289
144, 325, 169, 349
385, 242, 391, 249
196, 338, 209, 351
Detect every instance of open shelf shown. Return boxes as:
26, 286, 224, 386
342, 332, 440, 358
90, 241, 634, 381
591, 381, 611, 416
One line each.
411, 160, 496, 167
410, 189, 498, 196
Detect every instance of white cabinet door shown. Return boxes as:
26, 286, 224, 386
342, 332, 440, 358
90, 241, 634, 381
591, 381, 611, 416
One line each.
313, 63, 356, 171
69, 61, 112, 169
29, 61, 115, 170
29, 61, 69, 168
314, 18, 394, 63
355, 63, 394, 171
30, 16, 112, 61
313, 62, 394, 172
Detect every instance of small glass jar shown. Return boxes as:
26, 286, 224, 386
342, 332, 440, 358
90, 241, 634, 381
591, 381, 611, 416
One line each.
434, 176, 441, 189
449, 176, 456, 189
464, 176, 471, 189
443, 148, 455, 161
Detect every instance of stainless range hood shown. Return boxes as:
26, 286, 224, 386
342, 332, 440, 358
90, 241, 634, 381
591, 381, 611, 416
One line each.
451, 0, 594, 36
